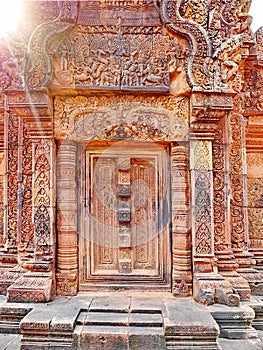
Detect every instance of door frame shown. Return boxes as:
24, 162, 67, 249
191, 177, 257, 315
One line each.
78, 141, 172, 291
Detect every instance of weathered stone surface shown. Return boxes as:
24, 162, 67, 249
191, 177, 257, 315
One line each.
209, 304, 258, 340
163, 299, 220, 349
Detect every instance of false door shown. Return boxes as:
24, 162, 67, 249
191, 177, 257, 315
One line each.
79, 143, 171, 290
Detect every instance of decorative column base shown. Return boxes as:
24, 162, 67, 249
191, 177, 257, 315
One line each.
0, 265, 25, 295
56, 272, 77, 296
7, 271, 54, 302
238, 268, 263, 295
249, 248, 263, 268
193, 273, 240, 306
221, 271, 251, 301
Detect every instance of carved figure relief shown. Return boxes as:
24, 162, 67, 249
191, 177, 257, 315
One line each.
51, 24, 187, 91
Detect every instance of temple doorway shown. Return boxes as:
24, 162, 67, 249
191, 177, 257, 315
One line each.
78, 142, 171, 291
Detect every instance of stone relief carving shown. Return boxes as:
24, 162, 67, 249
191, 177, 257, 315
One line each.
33, 140, 52, 255
51, 24, 188, 91
25, 1, 78, 88
5, 113, 19, 253
54, 95, 189, 141
247, 177, 263, 246
213, 118, 228, 253
229, 98, 248, 250
159, 0, 252, 92
20, 127, 34, 252
195, 171, 212, 255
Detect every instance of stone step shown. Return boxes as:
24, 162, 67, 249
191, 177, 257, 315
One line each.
78, 311, 163, 327
163, 298, 220, 349
0, 301, 32, 334
74, 325, 166, 350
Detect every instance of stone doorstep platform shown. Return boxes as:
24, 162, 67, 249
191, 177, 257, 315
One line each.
0, 293, 261, 349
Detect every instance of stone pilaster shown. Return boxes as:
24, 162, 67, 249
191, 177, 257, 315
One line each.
2, 90, 55, 302
213, 115, 251, 300
228, 95, 263, 295
191, 92, 239, 306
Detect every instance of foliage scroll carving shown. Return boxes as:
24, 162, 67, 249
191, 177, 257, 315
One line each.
54, 95, 189, 142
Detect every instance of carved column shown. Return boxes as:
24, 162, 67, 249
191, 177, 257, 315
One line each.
247, 153, 263, 269
213, 115, 251, 300
190, 93, 239, 306
228, 96, 263, 295
56, 141, 78, 295
229, 105, 252, 266
171, 143, 192, 297
1, 91, 55, 302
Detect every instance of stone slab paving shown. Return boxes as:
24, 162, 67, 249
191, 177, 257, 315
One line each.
218, 338, 263, 350
0, 334, 21, 350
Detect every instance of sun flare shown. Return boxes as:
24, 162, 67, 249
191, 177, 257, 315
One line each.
0, 0, 24, 37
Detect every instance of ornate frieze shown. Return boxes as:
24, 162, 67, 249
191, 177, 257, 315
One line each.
54, 95, 189, 141
51, 24, 188, 91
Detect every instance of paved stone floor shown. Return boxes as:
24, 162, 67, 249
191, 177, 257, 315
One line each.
0, 292, 262, 349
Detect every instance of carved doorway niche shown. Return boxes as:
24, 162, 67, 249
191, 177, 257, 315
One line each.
79, 142, 171, 291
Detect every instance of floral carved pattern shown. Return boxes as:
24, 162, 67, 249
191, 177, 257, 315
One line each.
54, 95, 189, 142
213, 118, 228, 252
195, 172, 212, 255
21, 127, 34, 249
6, 113, 19, 251
33, 141, 51, 253
229, 100, 247, 249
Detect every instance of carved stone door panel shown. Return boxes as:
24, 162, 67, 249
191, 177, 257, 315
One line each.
79, 143, 171, 290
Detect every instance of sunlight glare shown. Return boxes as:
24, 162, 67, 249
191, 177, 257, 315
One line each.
0, 0, 24, 37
